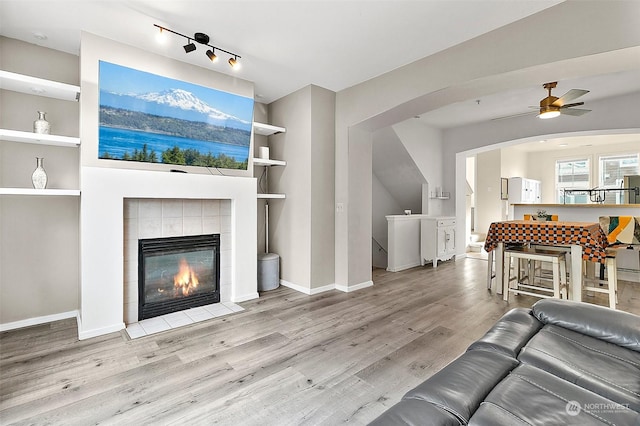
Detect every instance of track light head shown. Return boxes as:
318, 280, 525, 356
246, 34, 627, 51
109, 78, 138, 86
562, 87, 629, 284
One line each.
228, 56, 240, 70
206, 49, 218, 62
183, 40, 196, 53
156, 27, 167, 44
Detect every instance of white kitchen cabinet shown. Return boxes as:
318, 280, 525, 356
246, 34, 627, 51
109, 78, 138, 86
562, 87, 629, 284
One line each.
421, 216, 456, 268
508, 177, 541, 204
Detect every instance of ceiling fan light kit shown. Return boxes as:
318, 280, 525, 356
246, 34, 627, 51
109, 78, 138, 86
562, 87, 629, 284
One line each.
537, 81, 590, 119
153, 24, 241, 70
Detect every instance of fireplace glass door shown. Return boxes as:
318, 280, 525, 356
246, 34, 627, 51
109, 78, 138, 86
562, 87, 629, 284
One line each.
138, 234, 220, 320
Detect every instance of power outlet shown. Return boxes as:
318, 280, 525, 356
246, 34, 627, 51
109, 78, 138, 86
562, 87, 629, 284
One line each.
336, 203, 344, 213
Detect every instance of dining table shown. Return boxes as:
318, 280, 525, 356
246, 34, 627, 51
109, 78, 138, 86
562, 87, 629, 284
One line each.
483, 220, 609, 301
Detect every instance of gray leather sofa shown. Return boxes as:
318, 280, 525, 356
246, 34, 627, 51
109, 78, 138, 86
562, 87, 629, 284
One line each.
370, 299, 640, 425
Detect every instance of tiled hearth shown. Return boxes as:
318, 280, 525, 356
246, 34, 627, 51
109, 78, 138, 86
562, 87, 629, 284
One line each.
123, 198, 232, 326
125, 301, 244, 339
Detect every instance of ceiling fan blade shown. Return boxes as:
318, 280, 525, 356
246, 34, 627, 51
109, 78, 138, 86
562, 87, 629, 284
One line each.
560, 108, 591, 116
560, 102, 584, 109
551, 89, 589, 107
491, 111, 537, 121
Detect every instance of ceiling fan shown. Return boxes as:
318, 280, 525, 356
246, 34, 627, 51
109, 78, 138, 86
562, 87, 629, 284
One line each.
492, 81, 591, 121
535, 82, 591, 119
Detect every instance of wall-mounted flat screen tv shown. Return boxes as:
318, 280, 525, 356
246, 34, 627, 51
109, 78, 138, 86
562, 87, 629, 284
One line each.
98, 61, 254, 170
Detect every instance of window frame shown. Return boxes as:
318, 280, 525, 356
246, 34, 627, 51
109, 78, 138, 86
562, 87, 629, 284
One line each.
555, 157, 591, 204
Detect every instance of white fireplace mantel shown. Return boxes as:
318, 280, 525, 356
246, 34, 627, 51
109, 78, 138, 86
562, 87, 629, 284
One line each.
79, 166, 258, 340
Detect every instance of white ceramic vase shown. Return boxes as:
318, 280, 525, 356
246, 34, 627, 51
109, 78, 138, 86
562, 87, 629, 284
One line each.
33, 111, 50, 134
31, 157, 48, 189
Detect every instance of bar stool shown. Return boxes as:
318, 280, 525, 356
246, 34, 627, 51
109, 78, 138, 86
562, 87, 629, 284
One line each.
583, 249, 618, 309
503, 246, 568, 302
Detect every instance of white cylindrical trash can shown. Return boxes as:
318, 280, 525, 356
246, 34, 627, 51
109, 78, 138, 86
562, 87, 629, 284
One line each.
257, 253, 280, 291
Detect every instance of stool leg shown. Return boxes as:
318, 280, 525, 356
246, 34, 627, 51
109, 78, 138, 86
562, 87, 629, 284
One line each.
503, 253, 510, 302
560, 256, 567, 299
552, 258, 560, 299
487, 250, 494, 291
606, 257, 617, 309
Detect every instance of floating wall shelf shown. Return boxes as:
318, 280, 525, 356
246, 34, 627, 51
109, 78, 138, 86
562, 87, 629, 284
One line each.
0, 129, 80, 147
253, 122, 286, 136
253, 158, 286, 167
0, 188, 80, 196
0, 70, 80, 101
257, 193, 286, 199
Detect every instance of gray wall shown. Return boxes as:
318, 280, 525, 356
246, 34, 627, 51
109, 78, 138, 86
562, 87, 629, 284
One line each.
309, 86, 336, 290
0, 37, 80, 324
269, 85, 336, 291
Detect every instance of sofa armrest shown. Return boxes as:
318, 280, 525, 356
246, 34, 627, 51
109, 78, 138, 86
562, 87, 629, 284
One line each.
467, 308, 542, 358
531, 299, 640, 352
368, 399, 462, 426
402, 350, 519, 424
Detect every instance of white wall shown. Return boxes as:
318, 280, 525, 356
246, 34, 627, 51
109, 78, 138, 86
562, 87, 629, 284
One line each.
501, 145, 528, 180
0, 37, 80, 326
475, 150, 503, 236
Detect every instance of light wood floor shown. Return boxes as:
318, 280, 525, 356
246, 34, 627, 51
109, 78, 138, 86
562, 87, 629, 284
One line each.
1, 257, 639, 425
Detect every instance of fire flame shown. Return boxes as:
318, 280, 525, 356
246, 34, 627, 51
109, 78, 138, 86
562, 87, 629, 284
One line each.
174, 258, 199, 296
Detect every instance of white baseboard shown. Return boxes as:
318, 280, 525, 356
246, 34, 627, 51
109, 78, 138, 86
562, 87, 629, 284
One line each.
280, 279, 335, 295
386, 262, 421, 272
232, 292, 260, 303
335, 280, 373, 293
0, 310, 79, 333
77, 318, 125, 340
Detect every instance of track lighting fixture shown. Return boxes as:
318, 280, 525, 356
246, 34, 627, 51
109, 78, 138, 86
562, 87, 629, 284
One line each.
206, 49, 218, 62
228, 55, 240, 69
154, 24, 241, 70
183, 40, 196, 53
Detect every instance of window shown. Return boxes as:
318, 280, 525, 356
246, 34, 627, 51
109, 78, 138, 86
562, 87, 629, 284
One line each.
556, 158, 590, 203
599, 154, 640, 203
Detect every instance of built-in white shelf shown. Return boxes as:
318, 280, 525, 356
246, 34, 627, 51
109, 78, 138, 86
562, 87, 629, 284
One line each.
0, 188, 80, 196
0, 129, 80, 147
257, 193, 286, 199
429, 191, 451, 200
253, 158, 286, 167
253, 122, 286, 136
0, 70, 80, 102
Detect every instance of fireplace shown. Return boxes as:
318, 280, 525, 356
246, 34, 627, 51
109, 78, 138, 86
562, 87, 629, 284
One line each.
138, 234, 220, 320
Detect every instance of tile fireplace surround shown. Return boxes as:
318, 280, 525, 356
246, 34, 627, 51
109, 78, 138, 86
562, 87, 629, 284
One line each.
123, 198, 232, 325
79, 166, 258, 340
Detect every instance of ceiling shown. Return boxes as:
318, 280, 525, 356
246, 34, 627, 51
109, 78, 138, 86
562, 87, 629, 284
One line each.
2, 1, 639, 133
416, 70, 640, 129
1, 0, 563, 106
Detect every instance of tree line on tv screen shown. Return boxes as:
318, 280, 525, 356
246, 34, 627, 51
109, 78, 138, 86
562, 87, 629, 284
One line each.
100, 106, 251, 147
100, 144, 248, 170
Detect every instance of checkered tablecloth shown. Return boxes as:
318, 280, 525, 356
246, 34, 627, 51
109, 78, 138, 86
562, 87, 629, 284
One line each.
484, 220, 609, 263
